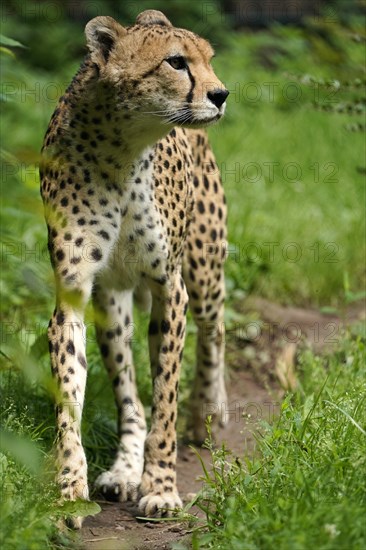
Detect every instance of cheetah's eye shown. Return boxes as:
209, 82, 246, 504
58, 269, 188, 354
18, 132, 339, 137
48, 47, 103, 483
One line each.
166, 56, 187, 70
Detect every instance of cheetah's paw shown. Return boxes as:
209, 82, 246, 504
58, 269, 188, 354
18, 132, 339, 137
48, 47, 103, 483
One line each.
138, 492, 182, 518
95, 468, 141, 502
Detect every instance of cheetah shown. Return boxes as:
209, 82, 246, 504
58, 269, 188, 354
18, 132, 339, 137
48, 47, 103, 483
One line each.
40, 10, 229, 524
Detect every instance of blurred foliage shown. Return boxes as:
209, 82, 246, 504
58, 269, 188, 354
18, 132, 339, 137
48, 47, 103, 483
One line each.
0, 383, 72, 548
209, 16, 365, 306
1, 0, 229, 71
2, 0, 365, 73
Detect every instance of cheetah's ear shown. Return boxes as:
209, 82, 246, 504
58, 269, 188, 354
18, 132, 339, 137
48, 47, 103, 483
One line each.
136, 10, 173, 27
85, 16, 126, 63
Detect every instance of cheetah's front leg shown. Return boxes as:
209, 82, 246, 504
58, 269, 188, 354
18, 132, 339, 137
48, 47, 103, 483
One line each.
92, 286, 147, 502
139, 273, 188, 517
48, 288, 92, 529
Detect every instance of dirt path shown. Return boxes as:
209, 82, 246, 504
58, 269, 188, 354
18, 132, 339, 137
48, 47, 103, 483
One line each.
81, 298, 365, 549
81, 370, 273, 550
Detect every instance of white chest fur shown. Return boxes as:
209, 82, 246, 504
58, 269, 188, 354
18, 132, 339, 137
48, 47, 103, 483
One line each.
99, 149, 168, 291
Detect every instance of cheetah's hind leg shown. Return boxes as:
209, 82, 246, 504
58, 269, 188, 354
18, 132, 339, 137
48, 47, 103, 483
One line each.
183, 131, 228, 445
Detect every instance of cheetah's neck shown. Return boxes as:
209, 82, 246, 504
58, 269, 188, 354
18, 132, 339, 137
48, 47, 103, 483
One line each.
58, 56, 172, 181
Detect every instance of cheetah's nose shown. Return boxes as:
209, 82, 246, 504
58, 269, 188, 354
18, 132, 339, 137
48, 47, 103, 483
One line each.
207, 88, 229, 109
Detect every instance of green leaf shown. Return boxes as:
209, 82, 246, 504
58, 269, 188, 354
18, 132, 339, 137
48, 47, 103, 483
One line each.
0, 34, 25, 48
53, 499, 101, 518
0, 46, 16, 57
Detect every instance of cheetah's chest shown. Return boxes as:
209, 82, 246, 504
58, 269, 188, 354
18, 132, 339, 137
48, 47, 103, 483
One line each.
99, 165, 168, 291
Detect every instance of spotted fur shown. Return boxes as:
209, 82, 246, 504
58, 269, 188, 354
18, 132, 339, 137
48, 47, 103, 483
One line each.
40, 10, 228, 525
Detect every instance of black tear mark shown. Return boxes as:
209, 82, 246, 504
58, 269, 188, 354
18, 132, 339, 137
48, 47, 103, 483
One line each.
186, 66, 196, 103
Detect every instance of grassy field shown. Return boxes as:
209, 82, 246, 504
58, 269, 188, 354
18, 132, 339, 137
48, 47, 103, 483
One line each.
1, 12, 365, 550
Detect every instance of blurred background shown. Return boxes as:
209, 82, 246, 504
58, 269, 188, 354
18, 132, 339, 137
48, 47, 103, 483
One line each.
0, 1, 365, 547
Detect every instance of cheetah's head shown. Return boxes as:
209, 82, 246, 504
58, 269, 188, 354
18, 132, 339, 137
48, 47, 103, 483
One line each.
85, 10, 229, 128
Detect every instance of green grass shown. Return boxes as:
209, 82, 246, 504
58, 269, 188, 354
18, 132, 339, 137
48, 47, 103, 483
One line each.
1, 13, 365, 550
191, 335, 366, 549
